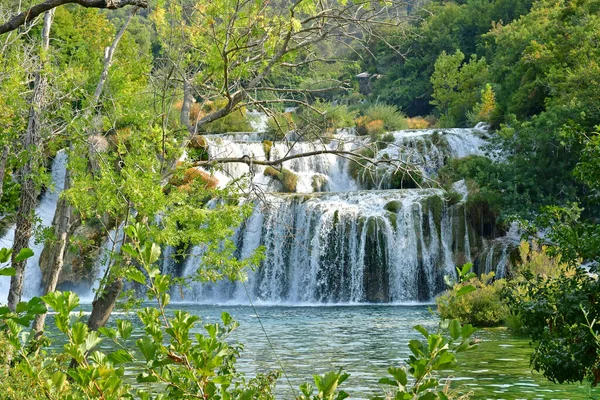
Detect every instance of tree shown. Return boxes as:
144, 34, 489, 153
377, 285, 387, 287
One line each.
65, 0, 412, 331
7, 11, 55, 311
430, 49, 489, 127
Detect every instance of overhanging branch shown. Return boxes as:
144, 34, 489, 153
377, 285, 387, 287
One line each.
0, 0, 148, 35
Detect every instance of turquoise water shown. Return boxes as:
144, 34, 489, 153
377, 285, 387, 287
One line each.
52, 304, 597, 399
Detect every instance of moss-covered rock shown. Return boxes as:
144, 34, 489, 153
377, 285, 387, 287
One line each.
262, 140, 273, 159
311, 175, 328, 192
264, 166, 298, 192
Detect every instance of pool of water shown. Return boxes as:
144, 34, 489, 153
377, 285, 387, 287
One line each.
49, 304, 597, 399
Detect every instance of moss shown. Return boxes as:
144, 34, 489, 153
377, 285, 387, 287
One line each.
388, 169, 423, 189
262, 140, 273, 159
348, 147, 376, 184
445, 190, 463, 206
264, 166, 298, 192
384, 200, 402, 214
386, 212, 398, 231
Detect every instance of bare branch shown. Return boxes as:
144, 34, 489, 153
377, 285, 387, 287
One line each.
0, 0, 148, 35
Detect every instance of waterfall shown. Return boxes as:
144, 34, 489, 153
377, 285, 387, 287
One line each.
181, 189, 464, 304
0, 150, 68, 303
172, 126, 510, 304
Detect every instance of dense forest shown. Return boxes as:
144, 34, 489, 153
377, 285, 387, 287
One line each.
0, 0, 599, 398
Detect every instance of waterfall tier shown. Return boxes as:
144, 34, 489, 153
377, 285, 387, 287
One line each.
201, 127, 487, 193
180, 189, 476, 304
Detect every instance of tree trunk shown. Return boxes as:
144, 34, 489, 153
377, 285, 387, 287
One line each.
0, 145, 9, 203
32, 167, 71, 336
84, 10, 137, 330
7, 10, 54, 311
87, 276, 122, 331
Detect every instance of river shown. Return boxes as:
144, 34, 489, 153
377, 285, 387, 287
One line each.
55, 303, 596, 399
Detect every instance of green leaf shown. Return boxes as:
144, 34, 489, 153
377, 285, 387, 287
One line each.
0, 267, 15, 276
98, 327, 117, 340
137, 337, 156, 361
117, 319, 133, 340
71, 322, 88, 345
378, 377, 399, 386
408, 339, 424, 357
461, 324, 477, 340
448, 319, 461, 340
107, 349, 133, 365
0, 248, 11, 263
14, 248, 34, 262
15, 301, 29, 313
414, 325, 429, 338
418, 392, 438, 400
126, 268, 146, 285
456, 285, 476, 297
142, 242, 161, 266
388, 367, 407, 386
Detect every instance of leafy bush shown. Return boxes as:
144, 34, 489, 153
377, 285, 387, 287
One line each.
437, 264, 508, 327
406, 117, 431, 129
0, 231, 279, 400
356, 104, 408, 134
1, 241, 478, 399
356, 117, 385, 137
317, 101, 357, 130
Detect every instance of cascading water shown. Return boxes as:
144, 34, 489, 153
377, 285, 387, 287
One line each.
177, 125, 505, 304
0, 150, 68, 303
181, 190, 473, 304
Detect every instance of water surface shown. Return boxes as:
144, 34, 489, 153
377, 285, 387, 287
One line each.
79, 304, 596, 399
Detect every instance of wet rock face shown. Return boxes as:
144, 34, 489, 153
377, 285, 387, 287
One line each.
39, 217, 105, 290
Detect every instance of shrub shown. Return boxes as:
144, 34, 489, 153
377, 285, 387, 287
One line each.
204, 108, 252, 133
317, 101, 357, 130
503, 240, 572, 335
357, 103, 408, 133
365, 119, 385, 136
406, 117, 431, 129
512, 240, 569, 279
437, 267, 508, 327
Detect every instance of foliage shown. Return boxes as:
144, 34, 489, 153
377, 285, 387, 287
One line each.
503, 267, 600, 386
298, 369, 350, 400
356, 104, 408, 135
430, 50, 489, 127
502, 228, 600, 386
437, 263, 508, 327
372, 318, 477, 400
406, 117, 432, 129
201, 102, 252, 134
366, 0, 533, 116
0, 233, 278, 399
467, 84, 497, 126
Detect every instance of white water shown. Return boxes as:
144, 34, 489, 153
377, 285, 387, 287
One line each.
180, 189, 470, 304
175, 125, 512, 304
0, 150, 68, 303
